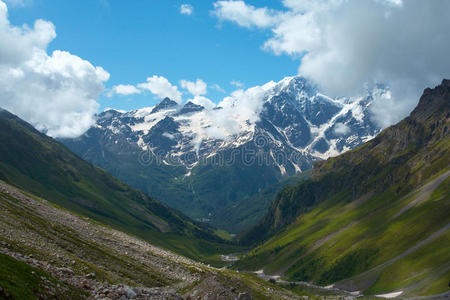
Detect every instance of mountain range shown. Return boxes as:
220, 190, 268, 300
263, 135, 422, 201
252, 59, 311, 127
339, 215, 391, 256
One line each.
235, 79, 450, 297
0, 79, 448, 299
61, 76, 384, 232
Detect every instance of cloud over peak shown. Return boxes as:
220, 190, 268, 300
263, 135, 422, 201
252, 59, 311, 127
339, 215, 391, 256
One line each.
212, 0, 450, 127
137, 75, 182, 103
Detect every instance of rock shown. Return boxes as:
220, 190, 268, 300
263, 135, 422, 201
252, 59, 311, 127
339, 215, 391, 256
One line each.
85, 272, 96, 279
238, 292, 251, 300
203, 293, 214, 300
125, 286, 137, 299
59, 267, 74, 275
82, 281, 91, 290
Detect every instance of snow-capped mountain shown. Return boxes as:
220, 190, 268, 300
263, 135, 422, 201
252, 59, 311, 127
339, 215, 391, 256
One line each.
90, 76, 380, 172
61, 76, 385, 231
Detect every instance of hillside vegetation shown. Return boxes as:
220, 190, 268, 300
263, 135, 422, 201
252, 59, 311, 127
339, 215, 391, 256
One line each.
0, 109, 238, 262
236, 80, 450, 298
0, 180, 308, 299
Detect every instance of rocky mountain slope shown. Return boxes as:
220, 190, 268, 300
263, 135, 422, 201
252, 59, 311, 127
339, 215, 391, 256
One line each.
0, 109, 235, 262
235, 80, 450, 298
62, 76, 383, 232
0, 180, 308, 299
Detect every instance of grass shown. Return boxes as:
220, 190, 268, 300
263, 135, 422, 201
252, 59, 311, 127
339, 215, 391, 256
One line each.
0, 190, 172, 287
0, 253, 87, 299
236, 171, 450, 296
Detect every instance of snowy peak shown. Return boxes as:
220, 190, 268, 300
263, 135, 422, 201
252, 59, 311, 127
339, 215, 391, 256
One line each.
151, 97, 179, 114
80, 76, 384, 174
176, 101, 204, 115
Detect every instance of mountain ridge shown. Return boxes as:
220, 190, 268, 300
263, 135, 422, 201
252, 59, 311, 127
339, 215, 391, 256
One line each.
61, 76, 384, 232
240, 79, 450, 244
234, 79, 450, 298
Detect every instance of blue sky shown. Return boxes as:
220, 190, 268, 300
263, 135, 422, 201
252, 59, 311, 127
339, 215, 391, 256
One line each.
1, 0, 449, 138
7, 0, 297, 111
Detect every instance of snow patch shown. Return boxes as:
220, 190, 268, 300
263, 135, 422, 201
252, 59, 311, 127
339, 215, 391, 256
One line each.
375, 291, 403, 298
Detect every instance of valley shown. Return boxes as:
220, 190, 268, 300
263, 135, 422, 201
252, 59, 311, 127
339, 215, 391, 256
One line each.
1, 1, 449, 299
0, 80, 448, 299
61, 76, 382, 233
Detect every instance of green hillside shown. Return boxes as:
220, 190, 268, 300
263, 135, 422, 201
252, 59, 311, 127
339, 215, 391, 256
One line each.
235, 80, 450, 297
212, 171, 312, 234
0, 109, 238, 262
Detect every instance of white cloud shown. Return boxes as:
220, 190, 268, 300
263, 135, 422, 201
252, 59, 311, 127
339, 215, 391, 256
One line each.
212, 0, 280, 28
189, 95, 216, 110
213, 0, 450, 128
0, 0, 109, 138
180, 78, 207, 96
211, 83, 225, 93
206, 84, 267, 137
111, 84, 141, 96
333, 123, 350, 135
230, 80, 244, 88
137, 75, 182, 103
186, 83, 269, 150
179, 4, 193, 15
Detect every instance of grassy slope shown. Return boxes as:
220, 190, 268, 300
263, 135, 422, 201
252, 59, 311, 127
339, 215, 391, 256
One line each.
0, 109, 240, 262
0, 181, 321, 300
236, 80, 450, 297
0, 253, 87, 300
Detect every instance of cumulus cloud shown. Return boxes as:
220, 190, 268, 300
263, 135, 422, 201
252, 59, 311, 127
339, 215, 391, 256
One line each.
137, 75, 182, 103
230, 80, 244, 88
110, 84, 141, 96
212, 0, 450, 128
179, 4, 193, 15
180, 78, 207, 96
0, 0, 109, 138
213, 0, 280, 28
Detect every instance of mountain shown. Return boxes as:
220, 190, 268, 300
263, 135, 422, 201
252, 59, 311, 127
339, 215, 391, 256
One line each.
0, 108, 238, 262
61, 76, 383, 232
235, 80, 450, 297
